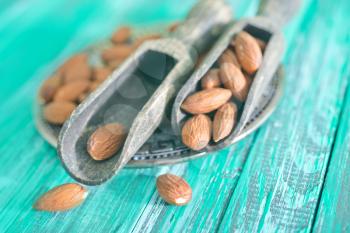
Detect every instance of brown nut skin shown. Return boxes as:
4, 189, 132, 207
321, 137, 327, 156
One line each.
53, 80, 90, 102
201, 69, 221, 89
233, 31, 262, 74
87, 123, 127, 161
111, 26, 131, 44
44, 101, 76, 125
218, 49, 241, 68
39, 75, 62, 103
220, 63, 251, 102
156, 174, 192, 206
56, 53, 88, 76
213, 102, 237, 142
181, 114, 212, 151
255, 38, 266, 51
93, 67, 111, 82
101, 45, 134, 62
181, 88, 232, 114
34, 183, 88, 212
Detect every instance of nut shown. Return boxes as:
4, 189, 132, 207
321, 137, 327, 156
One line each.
87, 123, 127, 161
101, 45, 134, 62
181, 88, 232, 114
34, 183, 88, 212
233, 31, 262, 74
219, 49, 241, 68
57, 54, 91, 83
201, 69, 221, 89
156, 174, 192, 206
111, 26, 131, 44
93, 67, 111, 82
213, 102, 237, 142
39, 75, 62, 103
54, 80, 90, 102
220, 63, 250, 102
56, 53, 88, 76
181, 114, 212, 151
44, 101, 76, 125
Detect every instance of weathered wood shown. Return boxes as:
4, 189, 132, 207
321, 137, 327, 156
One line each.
219, 0, 350, 231
313, 88, 350, 231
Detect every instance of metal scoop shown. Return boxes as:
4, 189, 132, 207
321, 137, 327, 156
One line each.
172, 0, 300, 151
58, 0, 232, 185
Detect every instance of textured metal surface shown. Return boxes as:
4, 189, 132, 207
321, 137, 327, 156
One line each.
57, 0, 233, 185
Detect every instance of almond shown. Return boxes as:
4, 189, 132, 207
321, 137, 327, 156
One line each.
107, 59, 124, 69
34, 183, 87, 212
54, 80, 90, 102
181, 88, 232, 114
93, 67, 111, 82
233, 31, 262, 74
87, 123, 127, 160
44, 101, 76, 125
181, 114, 212, 151
111, 26, 131, 44
57, 54, 91, 83
218, 49, 241, 68
201, 69, 221, 89
101, 45, 134, 62
220, 63, 250, 102
213, 102, 237, 142
133, 34, 162, 48
156, 174, 192, 206
39, 75, 62, 103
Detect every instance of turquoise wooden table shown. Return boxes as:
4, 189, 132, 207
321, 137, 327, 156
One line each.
1, 0, 350, 232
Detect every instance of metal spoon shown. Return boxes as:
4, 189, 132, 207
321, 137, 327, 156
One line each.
172, 0, 300, 151
58, 0, 232, 185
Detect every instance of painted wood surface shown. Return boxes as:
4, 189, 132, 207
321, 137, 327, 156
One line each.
0, 0, 349, 232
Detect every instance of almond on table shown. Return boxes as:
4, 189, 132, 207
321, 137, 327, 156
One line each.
181, 114, 212, 151
156, 174, 192, 206
111, 26, 131, 44
43, 101, 76, 125
181, 88, 232, 114
87, 123, 127, 161
34, 183, 88, 212
54, 80, 90, 102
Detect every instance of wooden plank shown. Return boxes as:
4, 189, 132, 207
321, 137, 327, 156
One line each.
218, 0, 350, 232
0, 0, 257, 232
312, 86, 350, 231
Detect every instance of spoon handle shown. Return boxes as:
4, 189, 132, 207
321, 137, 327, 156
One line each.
171, 0, 232, 54
258, 0, 301, 28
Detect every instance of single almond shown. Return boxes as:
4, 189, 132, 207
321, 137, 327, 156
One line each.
87, 123, 127, 160
218, 49, 241, 68
89, 81, 101, 92
56, 53, 88, 76
156, 174, 192, 206
54, 80, 90, 102
111, 26, 131, 44
181, 114, 212, 151
93, 67, 111, 82
34, 183, 87, 212
220, 63, 250, 102
181, 88, 232, 114
39, 75, 62, 103
101, 45, 134, 62
201, 69, 221, 89
233, 31, 262, 74
44, 101, 76, 125
213, 102, 237, 142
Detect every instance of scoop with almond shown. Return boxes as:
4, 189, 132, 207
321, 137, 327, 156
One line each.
180, 30, 264, 151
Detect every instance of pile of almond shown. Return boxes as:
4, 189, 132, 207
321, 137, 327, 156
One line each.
40, 25, 165, 126
181, 31, 265, 151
